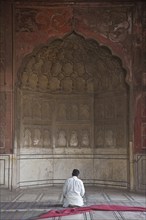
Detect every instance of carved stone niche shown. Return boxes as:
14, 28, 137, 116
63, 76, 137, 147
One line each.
17, 32, 128, 150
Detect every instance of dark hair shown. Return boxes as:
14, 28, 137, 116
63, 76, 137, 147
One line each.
72, 169, 80, 176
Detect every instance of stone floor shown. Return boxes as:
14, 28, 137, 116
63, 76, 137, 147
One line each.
0, 186, 146, 220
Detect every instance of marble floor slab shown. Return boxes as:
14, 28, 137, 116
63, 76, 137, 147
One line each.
0, 186, 146, 220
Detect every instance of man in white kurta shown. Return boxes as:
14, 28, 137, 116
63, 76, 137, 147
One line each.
63, 169, 85, 207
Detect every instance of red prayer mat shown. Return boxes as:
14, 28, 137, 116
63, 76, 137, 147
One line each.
36, 204, 146, 219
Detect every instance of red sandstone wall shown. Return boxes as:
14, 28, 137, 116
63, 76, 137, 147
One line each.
0, 0, 146, 154
0, 2, 13, 154
133, 3, 146, 153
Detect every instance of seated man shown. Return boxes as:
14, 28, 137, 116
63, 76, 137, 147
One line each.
63, 169, 85, 208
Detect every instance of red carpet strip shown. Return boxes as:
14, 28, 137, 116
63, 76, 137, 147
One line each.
36, 204, 146, 219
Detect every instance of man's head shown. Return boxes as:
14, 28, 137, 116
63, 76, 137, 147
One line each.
72, 169, 80, 177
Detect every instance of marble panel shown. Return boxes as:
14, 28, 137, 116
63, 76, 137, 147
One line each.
128, 193, 146, 202
20, 146, 53, 154
105, 192, 130, 201
120, 211, 146, 220
93, 158, 127, 187
18, 153, 129, 188
53, 158, 93, 184
17, 193, 38, 202
86, 192, 106, 203
40, 194, 60, 202
61, 214, 85, 220
0, 155, 11, 188
91, 211, 117, 220
19, 157, 53, 186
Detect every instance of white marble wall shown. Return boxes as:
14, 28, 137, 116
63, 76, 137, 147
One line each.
0, 149, 129, 189
19, 147, 128, 188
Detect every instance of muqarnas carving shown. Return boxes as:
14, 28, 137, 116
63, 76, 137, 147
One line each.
19, 33, 126, 94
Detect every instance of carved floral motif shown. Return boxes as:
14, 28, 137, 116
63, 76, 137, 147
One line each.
24, 128, 32, 147
70, 130, 78, 147
81, 129, 90, 147
56, 127, 91, 148
16, 8, 72, 33
23, 127, 52, 148
74, 7, 131, 43
57, 130, 67, 147
16, 6, 131, 46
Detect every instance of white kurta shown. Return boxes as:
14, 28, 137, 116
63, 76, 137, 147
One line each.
63, 176, 85, 207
